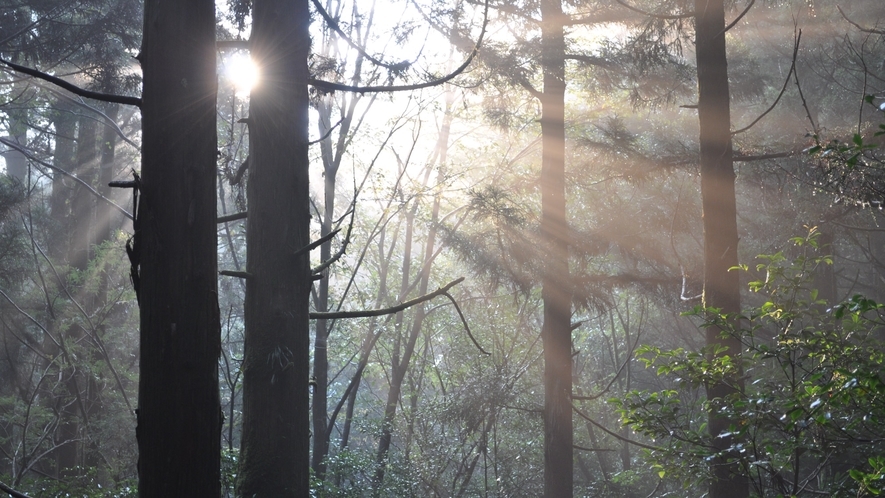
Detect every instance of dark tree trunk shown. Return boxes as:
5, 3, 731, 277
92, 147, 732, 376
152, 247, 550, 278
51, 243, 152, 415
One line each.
235, 0, 312, 494
137, 0, 221, 495
694, 1, 747, 497
539, 0, 572, 494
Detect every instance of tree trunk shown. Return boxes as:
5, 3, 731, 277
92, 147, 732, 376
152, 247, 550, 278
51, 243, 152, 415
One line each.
137, 0, 221, 495
694, 1, 747, 497
235, 0, 312, 494
539, 0, 572, 494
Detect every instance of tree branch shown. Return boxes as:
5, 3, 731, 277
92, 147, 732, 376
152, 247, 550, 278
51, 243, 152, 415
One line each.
838, 5, 885, 35
0, 58, 141, 107
0, 478, 34, 498
217, 211, 248, 224
720, 0, 755, 35
309, 277, 464, 319
613, 0, 694, 20
308, 0, 489, 94
310, 0, 410, 72
295, 228, 341, 258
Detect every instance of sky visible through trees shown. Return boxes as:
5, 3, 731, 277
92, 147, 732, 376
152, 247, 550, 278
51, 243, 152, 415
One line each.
2, 0, 885, 497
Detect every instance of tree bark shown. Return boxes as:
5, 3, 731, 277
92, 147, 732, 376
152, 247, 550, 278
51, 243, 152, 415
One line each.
539, 0, 572, 494
137, 0, 221, 495
694, 1, 747, 497
235, 0, 312, 494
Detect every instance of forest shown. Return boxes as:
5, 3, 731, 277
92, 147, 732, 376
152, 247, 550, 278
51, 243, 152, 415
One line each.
0, 0, 884, 497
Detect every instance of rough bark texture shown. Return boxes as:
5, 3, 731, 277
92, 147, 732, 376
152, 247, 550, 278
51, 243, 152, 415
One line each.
235, 0, 312, 494
137, 0, 221, 495
695, 1, 748, 497
539, 0, 572, 494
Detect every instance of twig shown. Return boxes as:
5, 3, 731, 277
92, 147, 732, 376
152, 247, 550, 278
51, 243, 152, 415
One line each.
0, 58, 141, 107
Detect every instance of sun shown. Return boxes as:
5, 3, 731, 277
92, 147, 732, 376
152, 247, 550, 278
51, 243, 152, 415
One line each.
224, 53, 260, 95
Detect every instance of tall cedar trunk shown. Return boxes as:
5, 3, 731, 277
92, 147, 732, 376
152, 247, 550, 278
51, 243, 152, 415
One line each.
235, 0, 312, 494
694, 1, 747, 497
137, 0, 221, 495
540, 0, 572, 494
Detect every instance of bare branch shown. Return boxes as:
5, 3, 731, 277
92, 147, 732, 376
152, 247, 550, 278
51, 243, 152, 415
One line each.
0, 58, 141, 107
310, 277, 464, 319
838, 5, 885, 35
310, 0, 410, 72
308, 0, 489, 94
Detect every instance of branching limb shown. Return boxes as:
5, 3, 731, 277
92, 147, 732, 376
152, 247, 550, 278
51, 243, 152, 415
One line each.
838, 6, 885, 35
308, 0, 489, 94
0, 58, 141, 107
310, 277, 464, 319
310, 0, 410, 72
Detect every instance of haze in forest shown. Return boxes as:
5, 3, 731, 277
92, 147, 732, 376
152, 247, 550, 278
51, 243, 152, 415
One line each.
1, 0, 885, 497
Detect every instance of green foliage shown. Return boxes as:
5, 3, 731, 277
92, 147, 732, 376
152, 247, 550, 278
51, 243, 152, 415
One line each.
612, 229, 885, 496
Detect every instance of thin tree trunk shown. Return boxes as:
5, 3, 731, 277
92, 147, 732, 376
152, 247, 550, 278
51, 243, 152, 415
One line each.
540, 0, 572, 493
137, 0, 221, 494
695, 0, 747, 496
235, 0, 312, 494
